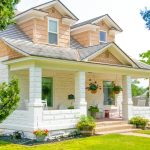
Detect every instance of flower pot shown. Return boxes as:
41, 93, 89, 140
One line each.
36, 135, 46, 142
91, 112, 96, 119
114, 91, 120, 94
80, 130, 94, 136
91, 90, 97, 94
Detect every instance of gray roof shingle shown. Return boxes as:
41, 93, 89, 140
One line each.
71, 15, 105, 29
0, 25, 150, 70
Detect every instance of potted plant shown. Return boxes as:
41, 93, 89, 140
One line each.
130, 116, 149, 130
86, 80, 101, 94
76, 116, 96, 136
112, 85, 122, 94
33, 129, 49, 142
88, 106, 99, 118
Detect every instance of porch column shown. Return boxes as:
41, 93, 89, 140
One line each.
149, 78, 150, 104
75, 72, 87, 116
122, 75, 133, 120
29, 66, 42, 104
28, 66, 43, 129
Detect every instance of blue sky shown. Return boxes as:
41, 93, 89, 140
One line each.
17, 0, 150, 87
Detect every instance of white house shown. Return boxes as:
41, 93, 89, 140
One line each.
0, 0, 150, 138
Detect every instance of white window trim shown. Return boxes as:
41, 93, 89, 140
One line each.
99, 30, 107, 43
48, 17, 59, 45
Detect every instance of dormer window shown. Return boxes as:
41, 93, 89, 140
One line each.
99, 31, 107, 43
48, 18, 58, 45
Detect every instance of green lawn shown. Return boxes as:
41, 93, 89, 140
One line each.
134, 130, 150, 135
0, 134, 150, 150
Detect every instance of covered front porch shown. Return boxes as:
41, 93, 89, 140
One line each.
1, 57, 150, 138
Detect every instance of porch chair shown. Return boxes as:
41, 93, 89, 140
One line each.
137, 99, 146, 106
41, 100, 48, 109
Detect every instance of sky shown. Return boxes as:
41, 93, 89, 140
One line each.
17, 0, 150, 87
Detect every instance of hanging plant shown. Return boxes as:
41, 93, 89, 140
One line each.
86, 79, 101, 94
112, 84, 123, 94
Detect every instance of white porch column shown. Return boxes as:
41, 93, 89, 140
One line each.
29, 66, 42, 104
122, 75, 133, 120
28, 66, 43, 129
75, 72, 87, 116
149, 78, 150, 104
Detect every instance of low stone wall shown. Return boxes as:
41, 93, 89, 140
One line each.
132, 106, 150, 119
0, 109, 81, 138
42, 109, 81, 130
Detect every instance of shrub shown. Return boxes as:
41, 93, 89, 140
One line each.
76, 116, 96, 131
0, 79, 20, 123
130, 116, 149, 129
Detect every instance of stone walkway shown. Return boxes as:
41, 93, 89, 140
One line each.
121, 132, 150, 138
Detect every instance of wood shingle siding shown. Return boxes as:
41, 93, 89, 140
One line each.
0, 41, 24, 59
91, 50, 122, 65
18, 7, 70, 47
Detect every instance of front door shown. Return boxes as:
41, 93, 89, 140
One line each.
42, 77, 53, 107
103, 81, 115, 105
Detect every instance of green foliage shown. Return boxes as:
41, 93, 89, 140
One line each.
130, 116, 149, 129
88, 106, 99, 113
140, 8, 150, 30
112, 85, 122, 94
68, 106, 74, 109
0, 79, 20, 123
131, 80, 146, 97
0, 0, 20, 30
76, 116, 96, 131
139, 50, 150, 65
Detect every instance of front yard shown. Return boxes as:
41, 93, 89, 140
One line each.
0, 134, 150, 150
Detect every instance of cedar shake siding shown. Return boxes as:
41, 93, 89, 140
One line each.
71, 21, 115, 47
18, 7, 70, 48
0, 41, 24, 59
91, 50, 122, 65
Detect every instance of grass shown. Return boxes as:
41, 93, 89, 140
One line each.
0, 134, 150, 150
134, 130, 150, 135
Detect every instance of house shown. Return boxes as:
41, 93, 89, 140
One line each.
0, 0, 150, 138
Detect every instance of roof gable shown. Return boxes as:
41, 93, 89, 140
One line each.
16, 0, 78, 21
71, 14, 122, 32
83, 43, 138, 68
91, 50, 123, 65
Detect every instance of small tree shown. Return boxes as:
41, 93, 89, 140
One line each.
0, 79, 20, 123
0, 0, 20, 30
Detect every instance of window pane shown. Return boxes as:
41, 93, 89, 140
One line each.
49, 20, 57, 33
48, 33, 58, 44
103, 81, 115, 105
42, 77, 53, 107
100, 31, 106, 42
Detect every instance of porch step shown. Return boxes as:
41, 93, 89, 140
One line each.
95, 129, 139, 135
95, 120, 135, 134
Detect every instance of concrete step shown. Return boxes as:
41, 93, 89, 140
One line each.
95, 124, 134, 132
95, 129, 139, 135
96, 121, 128, 126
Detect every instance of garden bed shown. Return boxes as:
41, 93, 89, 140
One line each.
0, 133, 83, 146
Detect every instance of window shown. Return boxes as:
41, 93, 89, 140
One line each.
42, 77, 53, 107
103, 81, 115, 105
48, 18, 58, 45
99, 31, 107, 43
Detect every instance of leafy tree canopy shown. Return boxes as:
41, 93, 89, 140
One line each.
141, 8, 150, 30
0, 79, 20, 123
0, 0, 20, 30
132, 80, 146, 97
139, 50, 150, 65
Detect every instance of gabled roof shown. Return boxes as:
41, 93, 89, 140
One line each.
0, 25, 150, 70
16, 0, 78, 21
71, 14, 123, 32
